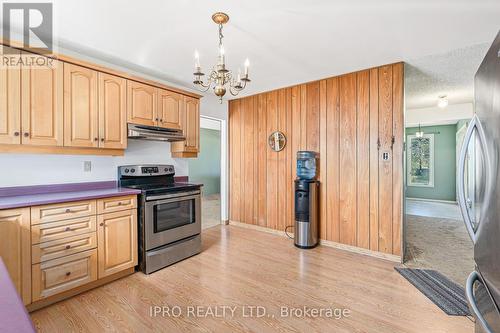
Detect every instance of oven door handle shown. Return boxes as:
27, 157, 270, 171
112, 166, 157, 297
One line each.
146, 191, 200, 201
146, 194, 200, 206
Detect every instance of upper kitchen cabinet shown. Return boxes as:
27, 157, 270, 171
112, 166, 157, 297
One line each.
0, 42, 200, 156
98, 73, 127, 149
0, 46, 21, 145
64, 63, 99, 148
127, 80, 157, 126
21, 54, 64, 146
157, 89, 182, 129
171, 96, 199, 158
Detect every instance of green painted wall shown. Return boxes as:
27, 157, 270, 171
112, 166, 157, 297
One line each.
406, 124, 457, 201
188, 128, 221, 195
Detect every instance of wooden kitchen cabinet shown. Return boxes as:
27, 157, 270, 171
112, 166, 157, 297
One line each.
171, 96, 199, 157
0, 46, 21, 144
64, 63, 99, 147
97, 209, 137, 278
98, 73, 127, 149
32, 249, 97, 301
0, 208, 31, 305
21, 54, 64, 146
157, 88, 182, 129
127, 80, 157, 126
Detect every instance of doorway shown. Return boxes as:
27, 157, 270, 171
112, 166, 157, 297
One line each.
402, 45, 487, 285
188, 116, 226, 230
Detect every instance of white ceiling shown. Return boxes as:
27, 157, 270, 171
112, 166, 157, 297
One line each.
5, 0, 500, 100
405, 43, 490, 109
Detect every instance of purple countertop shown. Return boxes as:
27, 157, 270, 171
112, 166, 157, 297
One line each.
0, 259, 35, 333
0, 181, 141, 210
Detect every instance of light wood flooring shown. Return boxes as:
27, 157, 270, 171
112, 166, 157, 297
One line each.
31, 225, 473, 333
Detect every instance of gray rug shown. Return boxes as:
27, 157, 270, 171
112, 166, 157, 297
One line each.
395, 267, 471, 316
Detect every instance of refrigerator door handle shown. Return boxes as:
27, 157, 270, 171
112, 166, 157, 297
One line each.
457, 115, 478, 243
466, 271, 494, 333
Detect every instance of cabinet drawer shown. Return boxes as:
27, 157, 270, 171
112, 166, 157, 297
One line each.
31, 200, 96, 225
97, 195, 137, 214
32, 249, 97, 301
32, 232, 97, 264
32, 215, 97, 244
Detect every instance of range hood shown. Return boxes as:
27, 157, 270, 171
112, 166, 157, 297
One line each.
127, 123, 185, 142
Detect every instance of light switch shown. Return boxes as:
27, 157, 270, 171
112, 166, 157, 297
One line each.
84, 161, 92, 172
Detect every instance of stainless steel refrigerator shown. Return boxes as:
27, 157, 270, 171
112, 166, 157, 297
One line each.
458, 30, 500, 333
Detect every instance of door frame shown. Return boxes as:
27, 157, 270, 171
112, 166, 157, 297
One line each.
199, 115, 227, 223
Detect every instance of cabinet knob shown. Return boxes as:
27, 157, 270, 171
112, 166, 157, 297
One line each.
65, 208, 72, 213
65, 245, 71, 250
94, 137, 98, 141
65, 227, 72, 232
100, 138, 104, 142
155, 118, 159, 121
160, 119, 163, 122
14, 131, 20, 136
65, 272, 71, 277
100, 223, 104, 226
23, 132, 29, 137
117, 202, 122, 205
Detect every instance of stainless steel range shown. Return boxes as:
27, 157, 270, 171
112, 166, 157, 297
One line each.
118, 164, 202, 274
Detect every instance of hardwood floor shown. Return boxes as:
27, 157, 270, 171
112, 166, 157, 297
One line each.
31, 225, 473, 333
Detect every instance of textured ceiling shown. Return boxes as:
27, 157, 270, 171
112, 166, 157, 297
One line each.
405, 43, 490, 109
3, 0, 500, 101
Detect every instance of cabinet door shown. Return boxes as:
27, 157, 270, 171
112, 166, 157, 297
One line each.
0, 46, 21, 144
184, 96, 200, 152
157, 89, 182, 129
98, 73, 127, 149
0, 208, 31, 305
127, 80, 157, 126
97, 209, 137, 278
21, 55, 63, 146
63, 63, 98, 147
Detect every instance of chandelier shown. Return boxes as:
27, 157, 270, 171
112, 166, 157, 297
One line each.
193, 12, 251, 103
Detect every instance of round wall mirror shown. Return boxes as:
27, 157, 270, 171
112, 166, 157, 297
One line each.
268, 131, 287, 152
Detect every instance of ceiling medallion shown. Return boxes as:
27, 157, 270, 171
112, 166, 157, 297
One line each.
193, 12, 251, 103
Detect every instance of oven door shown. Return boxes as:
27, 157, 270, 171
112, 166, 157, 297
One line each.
144, 191, 201, 250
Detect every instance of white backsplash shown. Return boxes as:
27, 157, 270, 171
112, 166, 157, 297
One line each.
0, 139, 188, 187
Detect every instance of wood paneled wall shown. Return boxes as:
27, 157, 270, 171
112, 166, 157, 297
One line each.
229, 63, 403, 256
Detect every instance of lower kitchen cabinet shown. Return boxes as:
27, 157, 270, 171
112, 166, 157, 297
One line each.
97, 209, 138, 278
0, 208, 31, 305
32, 249, 97, 301
0, 195, 138, 310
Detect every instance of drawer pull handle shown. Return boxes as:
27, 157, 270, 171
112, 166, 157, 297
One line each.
65, 209, 72, 213
65, 227, 72, 232
65, 272, 71, 277
65, 245, 71, 250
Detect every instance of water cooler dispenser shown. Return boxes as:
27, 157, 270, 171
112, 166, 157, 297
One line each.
294, 151, 320, 249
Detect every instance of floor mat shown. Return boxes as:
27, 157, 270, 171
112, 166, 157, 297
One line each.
395, 267, 471, 316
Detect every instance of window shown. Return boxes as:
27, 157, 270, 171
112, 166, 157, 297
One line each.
407, 134, 434, 187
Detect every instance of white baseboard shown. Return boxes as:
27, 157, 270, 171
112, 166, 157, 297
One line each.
228, 220, 401, 263
406, 197, 457, 204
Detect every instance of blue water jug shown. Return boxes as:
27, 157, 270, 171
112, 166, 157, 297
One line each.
296, 151, 317, 180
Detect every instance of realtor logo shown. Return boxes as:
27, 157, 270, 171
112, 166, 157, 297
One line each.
2, 3, 53, 54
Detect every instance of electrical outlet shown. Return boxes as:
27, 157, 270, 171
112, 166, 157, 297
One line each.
83, 161, 92, 172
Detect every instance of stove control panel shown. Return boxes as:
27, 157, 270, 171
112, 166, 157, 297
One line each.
118, 165, 175, 177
